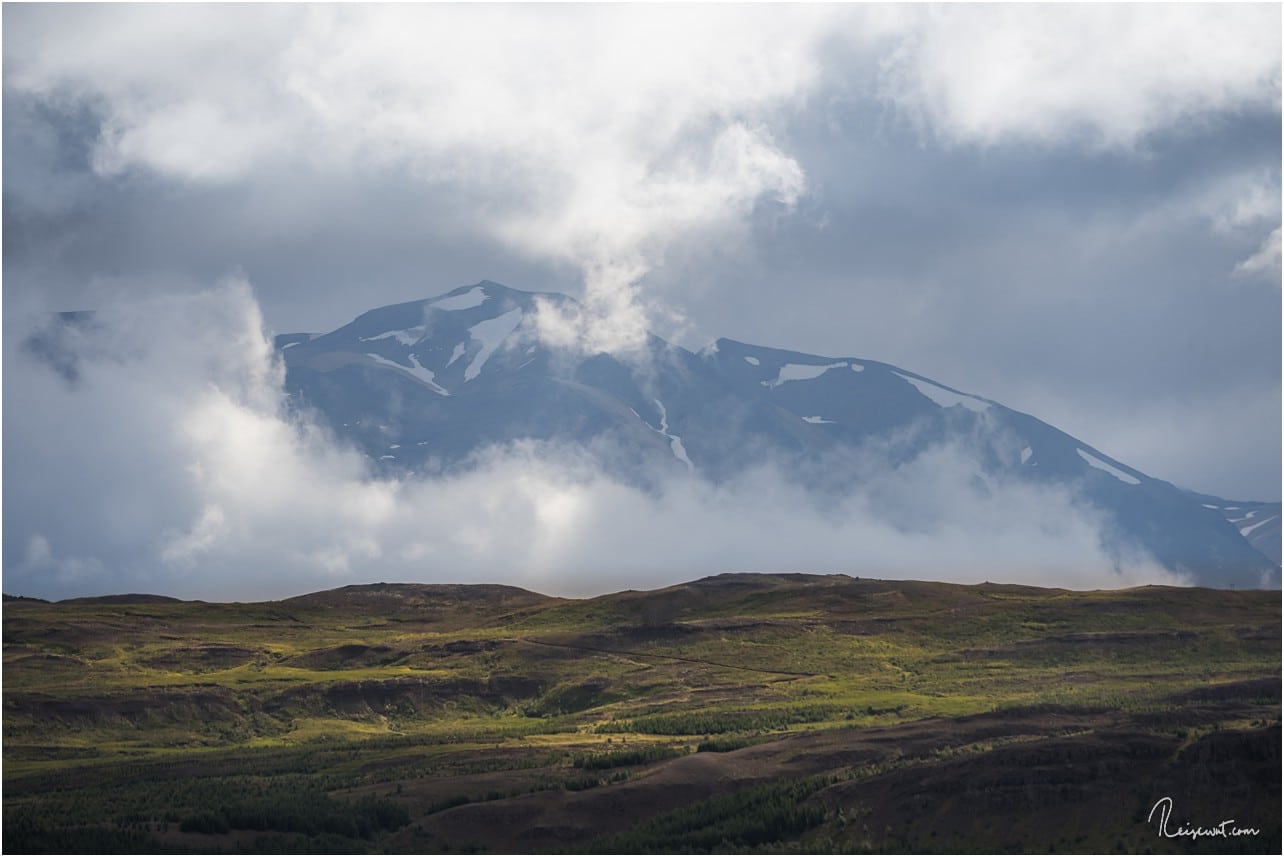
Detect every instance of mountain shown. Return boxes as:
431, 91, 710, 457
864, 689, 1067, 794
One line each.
276, 281, 1279, 589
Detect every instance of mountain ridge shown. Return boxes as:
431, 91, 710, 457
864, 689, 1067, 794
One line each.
273, 280, 1279, 588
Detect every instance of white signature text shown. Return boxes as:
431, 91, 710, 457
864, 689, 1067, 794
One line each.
1147, 797, 1260, 840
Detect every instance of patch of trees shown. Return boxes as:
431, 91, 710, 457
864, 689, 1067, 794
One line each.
178, 794, 408, 840
695, 736, 757, 753
571, 744, 688, 770
591, 777, 829, 852
3, 817, 160, 854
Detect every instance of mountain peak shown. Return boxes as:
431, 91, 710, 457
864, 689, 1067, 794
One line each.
454, 279, 575, 304
280, 282, 576, 402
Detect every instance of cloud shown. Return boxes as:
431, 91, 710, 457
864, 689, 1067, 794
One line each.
10, 4, 1275, 357
1210, 173, 1282, 236
3, 282, 1179, 601
1234, 227, 1282, 279
876, 4, 1280, 150
3, 1, 1277, 557
4, 4, 825, 353
1184, 169, 1281, 280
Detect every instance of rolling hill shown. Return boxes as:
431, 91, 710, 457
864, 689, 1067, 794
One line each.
4, 574, 1279, 853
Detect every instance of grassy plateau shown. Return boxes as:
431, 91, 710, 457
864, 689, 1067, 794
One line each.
3, 572, 1280, 853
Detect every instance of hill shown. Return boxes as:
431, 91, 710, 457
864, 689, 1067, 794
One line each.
3, 574, 1279, 853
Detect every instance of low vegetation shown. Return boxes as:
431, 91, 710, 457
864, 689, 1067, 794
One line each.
3, 573, 1280, 852
591, 776, 831, 852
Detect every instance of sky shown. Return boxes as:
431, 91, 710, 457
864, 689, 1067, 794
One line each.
3, 3, 1281, 600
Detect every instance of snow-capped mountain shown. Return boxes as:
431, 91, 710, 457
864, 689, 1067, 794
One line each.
277, 281, 1278, 588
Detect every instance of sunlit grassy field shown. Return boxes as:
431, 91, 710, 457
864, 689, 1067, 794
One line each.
4, 574, 1279, 852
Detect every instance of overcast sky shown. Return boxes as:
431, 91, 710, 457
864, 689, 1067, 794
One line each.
3, 4, 1280, 599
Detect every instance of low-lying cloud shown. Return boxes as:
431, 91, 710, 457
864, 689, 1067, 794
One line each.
3, 283, 1179, 602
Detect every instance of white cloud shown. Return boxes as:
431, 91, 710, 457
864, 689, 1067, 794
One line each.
5, 4, 1277, 354
5, 4, 827, 354
14, 4, 1276, 356
1212, 176, 1282, 236
1200, 172, 1281, 280
877, 4, 1281, 149
1234, 227, 1282, 280
3, 283, 1178, 601
160, 505, 228, 566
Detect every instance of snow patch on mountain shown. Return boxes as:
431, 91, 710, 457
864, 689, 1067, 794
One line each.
1223, 507, 1280, 537
464, 308, 524, 382
1241, 515, 1277, 538
744, 355, 760, 366
360, 326, 428, 347
895, 373, 989, 413
762, 362, 848, 388
653, 399, 694, 471
1076, 448, 1140, 485
407, 355, 449, 395
364, 352, 450, 396
432, 286, 488, 311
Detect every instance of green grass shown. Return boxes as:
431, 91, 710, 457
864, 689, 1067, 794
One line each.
4, 575, 1279, 853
